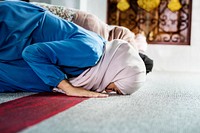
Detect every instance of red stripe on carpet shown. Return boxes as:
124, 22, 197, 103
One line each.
0, 92, 88, 133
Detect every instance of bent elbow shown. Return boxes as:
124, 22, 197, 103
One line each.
22, 45, 34, 61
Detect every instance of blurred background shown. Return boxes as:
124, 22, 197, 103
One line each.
2, 0, 200, 73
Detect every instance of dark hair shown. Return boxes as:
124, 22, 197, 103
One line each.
139, 53, 153, 74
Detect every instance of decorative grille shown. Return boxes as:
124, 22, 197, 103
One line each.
107, 0, 192, 45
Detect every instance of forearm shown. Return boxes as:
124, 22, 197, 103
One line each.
22, 43, 66, 87
22, 39, 102, 87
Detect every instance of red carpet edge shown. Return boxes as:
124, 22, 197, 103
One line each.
0, 92, 89, 133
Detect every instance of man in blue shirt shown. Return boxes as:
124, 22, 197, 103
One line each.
0, 1, 109, 97
0, 1, 148, 97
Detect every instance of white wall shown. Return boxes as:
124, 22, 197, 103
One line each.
30, 0, 50, 4
85, 0, 200, 73
30, 0, 80, 8
146, 0, 200, 73
51, 0, 80, 9
31, 0, 200, 72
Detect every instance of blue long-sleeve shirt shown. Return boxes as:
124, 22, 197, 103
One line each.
0, 1, 105, 92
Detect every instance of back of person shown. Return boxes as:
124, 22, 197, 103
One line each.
0, 1, 106, 92
0, 1, 47, 61
0, 1, 105, 61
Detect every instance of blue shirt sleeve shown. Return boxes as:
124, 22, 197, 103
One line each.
22, 38, 104, 87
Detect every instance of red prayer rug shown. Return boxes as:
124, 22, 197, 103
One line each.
0, 92, 88, 133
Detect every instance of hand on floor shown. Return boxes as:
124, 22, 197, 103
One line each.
56, 80, 109, 98
65, 87, 109, 98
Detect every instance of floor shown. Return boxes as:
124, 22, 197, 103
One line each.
1, 71, 200, 133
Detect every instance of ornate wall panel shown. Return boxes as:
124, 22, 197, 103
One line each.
107, 0, 192, 45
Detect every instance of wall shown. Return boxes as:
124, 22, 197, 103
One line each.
30, 0, 200, 72
30, 0, 50, 4
51, 0, 80, 9
86, 0, 200, 73
148, 0, 200, 72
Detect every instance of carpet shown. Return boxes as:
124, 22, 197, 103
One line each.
1, 71, 200, 133
0, 92, 88, 133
